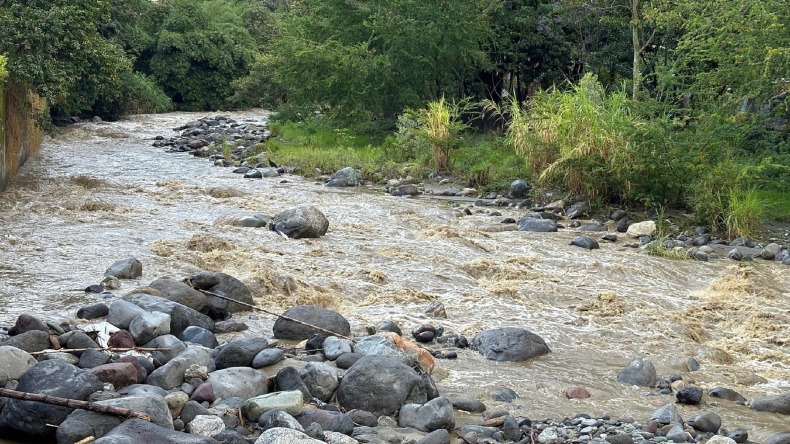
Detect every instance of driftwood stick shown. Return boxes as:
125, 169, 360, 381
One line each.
0, 388, 152, 421
185, 280, 355, 343
29, 347, 171, 356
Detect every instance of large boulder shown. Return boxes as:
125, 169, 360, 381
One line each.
148, 277, 210, 313
566, 201, 590, 219
242, 390, 305, 422
146, 346, 212, 390
752, 393, 790, 415
1, 329, 51, 353
122, 293, 214, 336
9, 314, 49, 335
517, 217, 558, 232
215, 337, 269, 369
508, 180, 530, 199
129, 312, 171, 345
269, 206, 329, 239
272, 306, 350, 340
336, 355, 427, 417
398, 396, 455, 432
626, 221, 656, 238
616, 357, 657, 387
57, 394, 173, 443
295, 409, 354, 435
0, 360, 103, 439
105, 257, 143, 279
299, 362, 339, 402
188, 271, 255, 315
254, 427, 323, 444
469, 327, 550, 362
353, 333, 435, 374
107, 300, 148, 330
326, 167, 362, 187
0, 345, 37, 379
92, 418, 217, 444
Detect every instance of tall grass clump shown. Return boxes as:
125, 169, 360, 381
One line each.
397, 97, 468, 173
721, 188, 764, 240
505, 74, 635, 201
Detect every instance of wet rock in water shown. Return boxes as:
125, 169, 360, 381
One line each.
727, 429, 748, 443
1, 329, 50, 353
708, 387, 747, 403
104, 257, 143, 279
91, 418, 217, 444
616, 357, 657, 387
253, 348, 285, 368
751, 393, 790, 414
296, 409, 354, 435
378, 320, 403, 336
187, 415, 225, 437
469, 327, 550, 362
336, 355, 427, 417
322, 336, 352, 361
517, 217, 558, 232
214, 320, 248, 333
270, 205, 329, 239
300, 362, 339, 402
508, 180, 530, 199
255, 427, 323, 443
566, 201, 590, 219
0, 359, 103, 439
244, 169, 263, 179
326, 167, 362, 187
687, 412, 721, 433
571, 235, 600, 250
0, 346, 37, 379
424, 301, 447, 319
208, 367, 268, 400
761, 242, 782, 260
577, 224, 607, 232
129, 312, 171, 345
272, 305, 350, 340
90, 362, 144, 389
776, 249, 790, 262
451, 399, 487, 413
651, 403, 683, 425
179, 326, 218, 349
148, 277, 210, 313
626, 220, 656, 238
77, 302, 110, 320
243, 390, 304, 422
564, 386, 592, 399
392, 184, 420, 196
9, 313, 49, 335
765, 432, 790, 444
416, 429, 451, 444
727, 248, 744, 261
491, 387, 519, 402
398, 396, 455, 432
215, 337, 269, 369
147, 346, 212, 390
195, 271, 254, 313
676, 386, 703, 405
616, 217, 632, 233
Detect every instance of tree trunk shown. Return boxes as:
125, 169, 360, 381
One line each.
631, 0, 641, 100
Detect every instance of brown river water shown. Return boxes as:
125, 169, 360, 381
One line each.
0, 111, 788, 441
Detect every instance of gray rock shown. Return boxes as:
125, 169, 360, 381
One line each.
179, 326, 219, 349
77, 348, 110, 369
0, 345, 37, 379
606, 434, 634, 444
665, 424, 687, 442
10, 314, 49, 335
491, 387, 519, 402
39, 351, 80, 365
122, 293, 214, 336
207, 272, 254, 313
144, 334, 187, 364
469, 327, 550, 362
353, 334, 422, 369
688, 412, 721, 433
77, 302, 110, 320
751, 393, 790, 414
107, 300, 148, 330
104, 257, 143, 279
129, 312, 171, 345
508, 180, 530, 199
243, 390, 305, 422
245, 169, 263, 179
208, 367, 268, 400
676, 386, 703, 405
257, 409, 304, 431
626, 221, 656, 237
273, 305, 350, 340
253, 348, 285, 368
727, 429, 748, 443
275, 366, 312, 401
270, 206, 329, 239
187, 415, 226, 437
296, 409, 354, 435
147, 346, 212, 390
66, 331, 101, 354
761, 242, 782, 260
727, 248, 744, 261
2, 329, 50, 353
651, 403, 683, 425
326, 167, 362, 187
92, 418, 217, 444
416, 429, 451, 444
149, 277, 210, 313
121, 384, 168, 398
398, 396, 455, 432
616, 357, 657, 387
0, 360, 103, 439
571, 235, 600, 250
336, 355, 427, 417
323, 336, 353, 361
392, 184, 420, 196
254, 427, 323, 444
451, 399, 487, 413
300, 362, 339, 402
323, 431, 359, 444
517, 217, 558, 232
566, 201, 590, 219
708, 387, 747, 403
707, 437, 737, 444
215, 337, 269, 369
180, 400, 211, 425
58, 393, 173, 443
458, 425, 499, 440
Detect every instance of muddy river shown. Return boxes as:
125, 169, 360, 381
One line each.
0, 112, 788, 441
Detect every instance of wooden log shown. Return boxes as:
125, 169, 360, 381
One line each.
29, 347, 170, 356
0, 388, 151, 421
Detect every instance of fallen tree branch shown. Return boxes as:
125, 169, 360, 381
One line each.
0, 388, 152, 421
29, 347, 171, 356
185, 280, 355, 343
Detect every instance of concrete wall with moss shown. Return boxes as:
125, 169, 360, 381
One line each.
0, 84, 43, 193
0, 86, 7, 192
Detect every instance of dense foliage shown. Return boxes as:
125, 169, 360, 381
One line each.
1, 0, 789, 233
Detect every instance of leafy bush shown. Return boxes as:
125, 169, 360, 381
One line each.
94, 71, 172, 116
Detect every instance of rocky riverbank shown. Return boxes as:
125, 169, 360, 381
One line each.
1, 113, 788, 444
